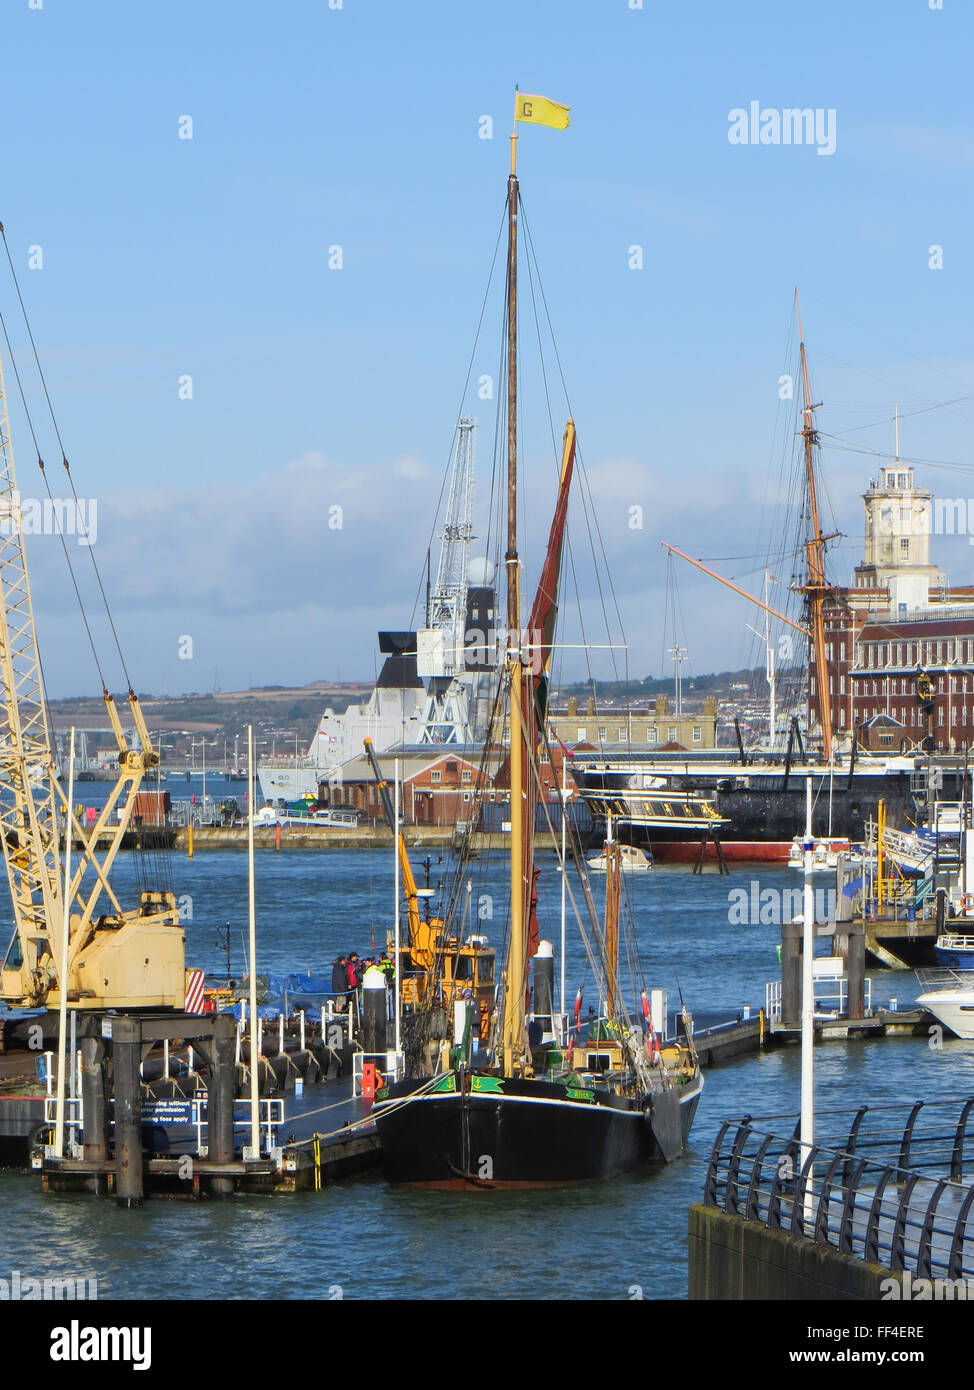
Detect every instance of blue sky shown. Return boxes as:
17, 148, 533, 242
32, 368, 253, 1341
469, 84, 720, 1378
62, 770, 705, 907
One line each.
4, 0, 974, 697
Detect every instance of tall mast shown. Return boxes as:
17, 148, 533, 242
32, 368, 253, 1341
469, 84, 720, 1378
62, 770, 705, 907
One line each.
764, 569, 777, 744
502, 124, 527, 1077
796, 290, 833, 763
604, 818, 619, 1020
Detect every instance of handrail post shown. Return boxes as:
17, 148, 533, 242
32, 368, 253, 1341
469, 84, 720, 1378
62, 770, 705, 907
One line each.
889, 1172, 921, 1273
725, 1124, 752, 1215
864, 1168, 895, 1265
899, 1100, 924, 1171
948, 1184, 974, 1280
792, 1143, 820, 1238
916, 1178, 949, 1280
814, 1152, 846, 1245
745, 1135, 774, 1222
768, 1138, 798, 1231
838, 1157, 867, 1255
842, 1105, 868, 1187
950, 1098, 974, 1182
704, 1121, 731, 1206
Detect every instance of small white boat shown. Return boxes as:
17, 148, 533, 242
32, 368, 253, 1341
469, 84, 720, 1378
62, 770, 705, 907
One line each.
916, 983, 974, 1040
586, 843, 653, 873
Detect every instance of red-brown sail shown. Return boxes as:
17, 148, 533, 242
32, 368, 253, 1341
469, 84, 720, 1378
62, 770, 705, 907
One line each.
520, 419, 576, 963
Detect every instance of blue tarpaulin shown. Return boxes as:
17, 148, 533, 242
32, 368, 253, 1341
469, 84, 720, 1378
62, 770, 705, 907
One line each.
264, 972, 333, 997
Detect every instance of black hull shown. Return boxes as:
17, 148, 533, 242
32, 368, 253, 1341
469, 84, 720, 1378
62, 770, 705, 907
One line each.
579, 767, 922, 846
374, 1070, 702, 1187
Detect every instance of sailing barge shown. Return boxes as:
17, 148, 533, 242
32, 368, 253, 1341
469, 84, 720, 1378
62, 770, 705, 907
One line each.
373, 95, 702, 1188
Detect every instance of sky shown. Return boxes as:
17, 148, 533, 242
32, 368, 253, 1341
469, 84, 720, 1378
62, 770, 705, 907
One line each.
3, 0, 974, 698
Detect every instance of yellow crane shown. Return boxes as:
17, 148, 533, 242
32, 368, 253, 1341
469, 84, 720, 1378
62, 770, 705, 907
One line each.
0, 340, 184, 1010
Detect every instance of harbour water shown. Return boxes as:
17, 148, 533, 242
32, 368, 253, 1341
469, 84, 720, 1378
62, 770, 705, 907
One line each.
3, 804, 973, 1301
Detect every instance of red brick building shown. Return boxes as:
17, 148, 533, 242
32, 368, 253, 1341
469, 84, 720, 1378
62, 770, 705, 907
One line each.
326, 749, 503, 827
810, 465, 974, 753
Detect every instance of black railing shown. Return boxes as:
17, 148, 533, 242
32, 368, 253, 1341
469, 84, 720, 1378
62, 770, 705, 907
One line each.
704, 1097, 974, 1281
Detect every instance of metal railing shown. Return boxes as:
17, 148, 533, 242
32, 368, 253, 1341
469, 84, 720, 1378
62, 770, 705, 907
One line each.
704, 1098, 974, 1280
765, 976, 872, 1025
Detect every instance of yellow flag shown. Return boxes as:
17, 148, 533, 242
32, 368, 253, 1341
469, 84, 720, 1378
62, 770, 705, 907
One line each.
515, 94, 570, 131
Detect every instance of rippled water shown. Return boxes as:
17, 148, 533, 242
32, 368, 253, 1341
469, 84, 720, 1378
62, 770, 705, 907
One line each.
2, 830, 971, 1301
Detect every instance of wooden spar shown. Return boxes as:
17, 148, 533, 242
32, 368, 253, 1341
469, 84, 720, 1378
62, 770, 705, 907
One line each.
502, 146, 526, 1077
660, 542, 810, 636
603, 823, 619, 1021
795, 290, 834, 762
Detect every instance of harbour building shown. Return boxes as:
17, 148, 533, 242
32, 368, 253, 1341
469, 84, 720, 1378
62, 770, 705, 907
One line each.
813, 465, 974, 752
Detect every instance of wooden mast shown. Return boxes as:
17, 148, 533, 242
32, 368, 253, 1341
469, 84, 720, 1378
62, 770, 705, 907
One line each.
796, 290, 833, 763
604, 817, 619, 1021
501, 122, 526, 1076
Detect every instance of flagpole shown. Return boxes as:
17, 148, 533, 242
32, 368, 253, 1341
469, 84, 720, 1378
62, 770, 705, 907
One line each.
510, 85, 518, 175
247, 724, 260, 1159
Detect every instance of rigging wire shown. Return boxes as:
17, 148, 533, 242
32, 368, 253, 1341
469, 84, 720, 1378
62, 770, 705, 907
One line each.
0, 225, 132, 693
406, 206, 508, 635
0, 299, 107, 695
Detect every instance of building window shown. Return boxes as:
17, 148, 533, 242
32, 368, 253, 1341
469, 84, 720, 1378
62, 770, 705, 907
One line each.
598, 726, 607, 741
900, 538, 910, 555
840, 676, 846, 695
462, 791, 471, 802
461, 770, 472, 783
668, 726, 677, 741
577, 727, 586, 742
648, 726, 657, 741
617, 728, 627, 742
939, 708, 945, 726
430, 770, 441, 784
840, 708, 846, 727
692, 726, 702, 742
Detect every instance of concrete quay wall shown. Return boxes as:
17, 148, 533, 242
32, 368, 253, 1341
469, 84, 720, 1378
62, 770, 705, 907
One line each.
688, 1204, 902, 1301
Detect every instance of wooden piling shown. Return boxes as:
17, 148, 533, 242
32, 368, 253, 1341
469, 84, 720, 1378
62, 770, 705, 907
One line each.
847, 917, 866, 1020
780, 918, 802, 1028
81, 1035, 109, 1178
207, 1014, 236, 1195
112, 1016, 144, 1208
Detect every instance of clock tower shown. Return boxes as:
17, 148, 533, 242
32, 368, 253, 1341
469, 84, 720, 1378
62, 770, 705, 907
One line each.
854, 464, 938, 611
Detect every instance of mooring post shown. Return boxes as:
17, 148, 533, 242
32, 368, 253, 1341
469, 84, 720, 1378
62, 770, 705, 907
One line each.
781, 917, 802, 1029
208, 1014, 236, 1195
81, 1034, 109, 1168
362, 973, 387, 1059
847, 917, 865, 1020
113, 1015, 144, 1209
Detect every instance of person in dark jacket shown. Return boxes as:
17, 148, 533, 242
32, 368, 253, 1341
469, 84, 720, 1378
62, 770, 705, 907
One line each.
332, 955, 349, 1013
